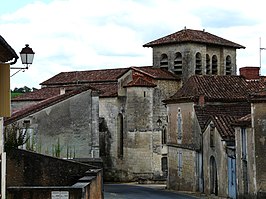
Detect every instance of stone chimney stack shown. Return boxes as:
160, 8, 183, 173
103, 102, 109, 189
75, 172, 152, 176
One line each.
239, 67, 260, 80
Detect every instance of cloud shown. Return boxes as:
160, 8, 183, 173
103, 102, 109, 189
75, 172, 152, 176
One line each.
1, 0, 266, 89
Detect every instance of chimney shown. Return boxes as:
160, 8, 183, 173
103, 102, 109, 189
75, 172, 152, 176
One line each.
239, 67, 260, 80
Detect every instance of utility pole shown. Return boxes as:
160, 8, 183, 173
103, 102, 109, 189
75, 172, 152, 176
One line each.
259, 37, 266, 74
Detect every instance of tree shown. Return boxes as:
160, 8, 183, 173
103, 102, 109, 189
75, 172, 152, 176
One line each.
4, 122, 29, 151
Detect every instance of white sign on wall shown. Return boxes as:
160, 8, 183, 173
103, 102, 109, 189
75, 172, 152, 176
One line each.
51, 191, 69, 199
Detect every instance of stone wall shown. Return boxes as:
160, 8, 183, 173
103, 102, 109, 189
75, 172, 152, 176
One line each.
203, 125, 229, 197
152, 43, 236, 81
167, 146, 197, 191
9, 90, 100, 159
6, 149, 103, 199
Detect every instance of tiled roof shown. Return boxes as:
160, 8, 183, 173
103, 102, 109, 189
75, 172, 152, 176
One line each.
249, 89, 266, 102
164, 75, 265, 103
0, 35, 19, 63
40, 68, 130, 86
195, 103, 251, 139
124, 77, 157, 88
5, 86, 93, 126
232, 114, 251, 127
143, 28, 245, 49
131, 66, 178, 80
12, 87, 62, 101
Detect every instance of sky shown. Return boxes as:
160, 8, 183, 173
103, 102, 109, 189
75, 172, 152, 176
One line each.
1, 0, 266, 89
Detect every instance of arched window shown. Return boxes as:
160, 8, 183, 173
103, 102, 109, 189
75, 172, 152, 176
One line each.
160, 54, 168, 69
212, 55, 218, 75
226, 55, 232, 75
206, 54, 211, 75
174, 52, 182, 75
117, 113, 124, 158
195, 52, 202, 75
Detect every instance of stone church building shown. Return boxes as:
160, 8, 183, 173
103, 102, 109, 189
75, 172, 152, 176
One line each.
9, 27, 253, 189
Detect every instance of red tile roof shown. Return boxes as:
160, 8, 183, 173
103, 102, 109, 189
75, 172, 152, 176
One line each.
5, 86, 94, 126
143, 28, 245, 49
124, 77, 157, 88
233, 114, 251, 127
12, 82, 118, 102
131, 66, 178, 80
12, 87, 62, 101
164, 75, 265, 104
40, 68, 130, 86
195, 103, 251, 139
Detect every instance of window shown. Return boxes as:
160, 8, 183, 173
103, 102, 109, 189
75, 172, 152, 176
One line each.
162, 126, 167, 144
117, 113, 124, 158
241, 128, 247, 160
177, 151, 183, 177
206, 54, 211, 74
161, 157, 168, 177
210, 122, 215, 148
177, 108, 182, 142
174, 52, 182, 75
212, 55, 218, 75
225, 55, 232, 75
195, 52, 202, 75
160, 54, 168, 69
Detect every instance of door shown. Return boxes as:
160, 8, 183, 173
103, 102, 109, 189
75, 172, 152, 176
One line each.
210, 156, 218, 195
228, 156, 237, 199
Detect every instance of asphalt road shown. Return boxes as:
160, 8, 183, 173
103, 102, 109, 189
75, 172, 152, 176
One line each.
104, 184, 199, 199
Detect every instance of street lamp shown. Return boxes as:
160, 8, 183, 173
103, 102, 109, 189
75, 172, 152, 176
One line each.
10, 44, 35, 70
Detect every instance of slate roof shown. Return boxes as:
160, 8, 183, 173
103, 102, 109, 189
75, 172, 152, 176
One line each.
0, 34, 19, 63
5, 86, 93, 126
143, 28, 245, 49
195, 103, 251, 140
164, 75, 265, 104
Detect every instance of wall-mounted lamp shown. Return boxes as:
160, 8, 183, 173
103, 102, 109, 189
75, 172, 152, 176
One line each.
10, 44, 35, 70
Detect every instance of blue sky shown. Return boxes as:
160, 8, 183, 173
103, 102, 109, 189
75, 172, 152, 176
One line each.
1, 0, 266, 89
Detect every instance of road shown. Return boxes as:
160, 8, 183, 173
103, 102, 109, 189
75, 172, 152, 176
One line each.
104, 184, 199, 199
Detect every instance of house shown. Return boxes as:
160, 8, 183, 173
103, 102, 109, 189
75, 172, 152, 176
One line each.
11, 28, 246, 183
163, 68, 265, 198
234, 89, 266, 199
0, 34, 20, 199
5, 86, 100, 159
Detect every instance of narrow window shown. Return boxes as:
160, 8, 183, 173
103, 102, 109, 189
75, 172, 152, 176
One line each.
160, 54, 168, 69
117, 113, 124, 158
206, 54, 211, 75
144, 91, 146, 97
212, 55, 218, 75
225, 55, 232, 75
210, 122, 215, 148
161, 157, 168, 177
177, 151, 183, 177
195, 52, 202, 75
177, 108, 182, 143
162, 126, 167, 144
174, 52, 182, 75
241, 128, 247, 160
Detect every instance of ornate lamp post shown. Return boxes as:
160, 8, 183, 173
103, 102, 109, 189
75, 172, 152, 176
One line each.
10, 44, 35, 70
